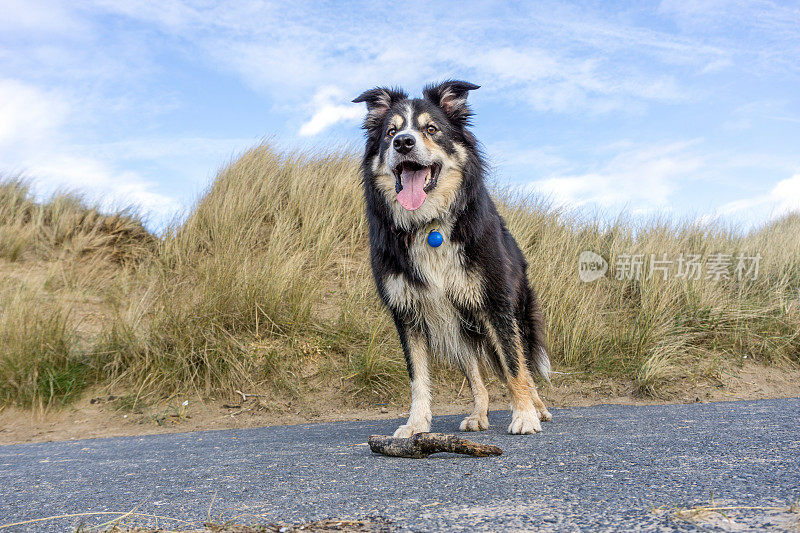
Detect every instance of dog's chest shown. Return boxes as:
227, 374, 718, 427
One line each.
382, 234, 483, 359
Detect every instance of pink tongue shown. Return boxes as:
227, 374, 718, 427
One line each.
397, 167, 428, 210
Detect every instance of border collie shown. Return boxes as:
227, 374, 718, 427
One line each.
353, 80, 552, 436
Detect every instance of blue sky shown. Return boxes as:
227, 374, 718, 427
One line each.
1, 0, 799, 230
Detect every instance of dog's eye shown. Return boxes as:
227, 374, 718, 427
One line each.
387, 127, 397, 137
426, 125, 438, 135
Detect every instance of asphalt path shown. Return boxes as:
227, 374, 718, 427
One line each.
1, 398, 799, 532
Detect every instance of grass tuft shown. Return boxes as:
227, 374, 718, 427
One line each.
0, 288, 93, 407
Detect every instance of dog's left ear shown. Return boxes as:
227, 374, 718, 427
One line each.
423, 80, 480, 123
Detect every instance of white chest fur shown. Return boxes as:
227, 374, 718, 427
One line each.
382, 226, 483, 363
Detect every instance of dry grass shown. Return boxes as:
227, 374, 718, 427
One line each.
501, 193, 800, 395
96, 146, 401, 406
0, 287, 86, 407
0, 178, 155, 265
0, 177, 155, 408
1, 143, 799, 409
654, 497, 800, 531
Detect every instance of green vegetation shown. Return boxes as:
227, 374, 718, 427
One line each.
1, 144, 798, 409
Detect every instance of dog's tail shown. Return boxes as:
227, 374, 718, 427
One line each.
521, 284, 551, 383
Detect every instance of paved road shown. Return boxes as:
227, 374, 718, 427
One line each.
1, 398, 799, 532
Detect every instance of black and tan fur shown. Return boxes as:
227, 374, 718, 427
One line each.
353, 81, 552, 436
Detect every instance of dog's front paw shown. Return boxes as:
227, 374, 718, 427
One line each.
393, 424, 428, 438
538, 408, 553, 422
508, 411, 542, 435
459, 414, 489, 432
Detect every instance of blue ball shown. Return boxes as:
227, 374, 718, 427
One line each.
427, 230, 443, 248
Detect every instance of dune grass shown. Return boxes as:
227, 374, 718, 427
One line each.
0, 288, 86, 408
0, 144, 798, 409
0, 178, 155, 407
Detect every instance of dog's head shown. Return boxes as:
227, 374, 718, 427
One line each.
354, 80, 480, 229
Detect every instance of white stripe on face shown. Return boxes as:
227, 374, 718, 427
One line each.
386, 103, 424, 168
393, 102, 418, 141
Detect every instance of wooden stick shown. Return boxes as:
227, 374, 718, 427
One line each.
368, 432, 503, 458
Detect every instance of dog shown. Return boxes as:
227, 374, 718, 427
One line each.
353, 80, 552, 436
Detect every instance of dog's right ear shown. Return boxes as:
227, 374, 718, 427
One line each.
352, 87, 407, 130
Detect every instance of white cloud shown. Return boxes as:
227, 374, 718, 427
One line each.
87, 0, 751, 133
528, 141, 704, 209
659, 0, 800, 36
485, 143, 574, 175
0, 78, 180, 223
1, 0, 797, 227
0, 0, 84, 35
299, 104, 363, 136
773, 174, 800, 212
714, 174, 800, 221
722, 99, 800, 132
658, 0, 800, 73
461, 46, 686, 114
299, 87, 363, 136
27, 154, 180, 217
0, 79, 68, 147
81, 136, 253, 163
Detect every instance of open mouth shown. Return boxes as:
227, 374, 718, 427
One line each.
393, 161, 441, 211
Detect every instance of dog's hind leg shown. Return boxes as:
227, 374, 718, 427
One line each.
458, 357, 489, 432
486, 318, 542, 435
394, 330, 433, 438
526, 371, 552, 422
505, 364, 542, 434
521, 288, 552, 422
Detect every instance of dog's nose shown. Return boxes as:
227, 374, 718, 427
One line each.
393, 134, 415, 154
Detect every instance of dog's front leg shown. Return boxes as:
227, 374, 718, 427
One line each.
394, 330, 432, 438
